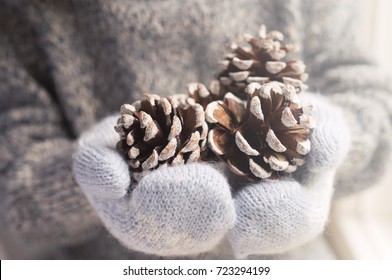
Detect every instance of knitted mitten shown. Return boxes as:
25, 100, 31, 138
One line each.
228, 93, 351, 258
73, 116, 236, 256
73, 93, 350, 258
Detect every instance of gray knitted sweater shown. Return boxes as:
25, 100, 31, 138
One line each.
0, 0, 391, 259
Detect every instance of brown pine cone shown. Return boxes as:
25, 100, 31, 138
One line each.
217, 25, 308, 100
205, 81, 313, 181
115, 94, 208, 182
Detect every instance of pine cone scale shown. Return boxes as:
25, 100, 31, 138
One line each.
158, 138, 177, 161
205, 101, 238, 131
226, 147, 250, 176
237, 117, 265, 150
231, 57, 253, 70
208, 128, 232, 156
249, 157, 272, 179
235, 130, 260, 156
224, 93, 246, 123
141, 149, 159, 170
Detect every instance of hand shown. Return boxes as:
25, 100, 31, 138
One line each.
227, 93, 351, 258
72, 115, 236, 256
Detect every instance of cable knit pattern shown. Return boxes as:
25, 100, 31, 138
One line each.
1, 0, 391, 258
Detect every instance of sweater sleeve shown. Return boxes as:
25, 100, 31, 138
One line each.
0, 12, 101, 246
301, 0, 392, 197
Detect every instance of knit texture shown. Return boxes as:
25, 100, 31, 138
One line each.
1, 138, 101, 246
73, 117, 236, 256
75, 117, 131, 199
1, 0, 391, 258
298, 93, 351, 173
229, 174, 334, 258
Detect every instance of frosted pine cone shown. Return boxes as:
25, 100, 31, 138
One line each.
115, 94, 208, 182
216, 25, 308, 100
205, 82, 313, 181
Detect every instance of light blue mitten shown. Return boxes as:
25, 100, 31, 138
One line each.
73, 116, 236, 256
228, 93, 351, 258
73, 92, 350, 258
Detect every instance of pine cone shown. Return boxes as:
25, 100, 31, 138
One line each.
115, 94, 208, 182
217, 25, 308, 100
205, 81, 313, 181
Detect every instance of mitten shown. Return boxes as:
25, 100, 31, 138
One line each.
73, 115, 236, 256
228, 93, 350, 258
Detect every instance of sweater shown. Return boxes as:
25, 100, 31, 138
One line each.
0, 0, 391, 259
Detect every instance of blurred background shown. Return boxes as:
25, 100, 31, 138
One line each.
327, 0, 392, 259
0, 0, 391, 259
